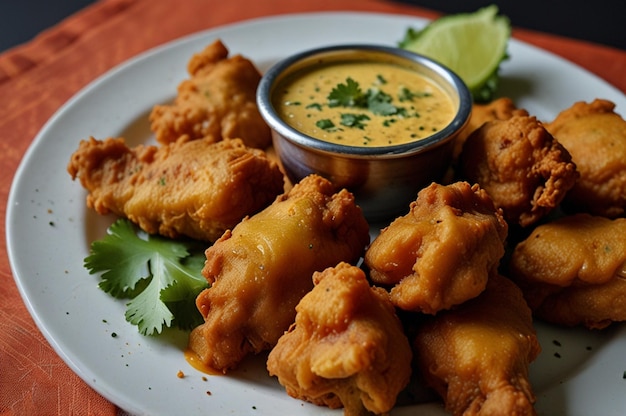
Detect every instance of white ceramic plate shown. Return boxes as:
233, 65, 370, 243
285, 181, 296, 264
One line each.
7, 12, 626, 416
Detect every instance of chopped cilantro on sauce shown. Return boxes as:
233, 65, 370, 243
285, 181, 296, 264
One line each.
275, 61, 455, 147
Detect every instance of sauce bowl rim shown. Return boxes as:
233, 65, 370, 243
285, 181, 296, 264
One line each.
257, 44, 472, 159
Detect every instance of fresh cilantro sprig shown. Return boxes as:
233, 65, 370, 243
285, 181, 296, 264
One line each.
84, 218, 208, 336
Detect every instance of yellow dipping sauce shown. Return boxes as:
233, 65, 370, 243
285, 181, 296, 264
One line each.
274, 61, 456, 147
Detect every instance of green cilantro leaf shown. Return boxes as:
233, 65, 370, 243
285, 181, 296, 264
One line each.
328, 77, 367, 107
340, 113, 370, 129
316, 119, 336, 130
366, 88, 398, 116
160, 253, 207, 330
125, 264, 176, 335
398, 87, 432, 102
84, 218, 208, 336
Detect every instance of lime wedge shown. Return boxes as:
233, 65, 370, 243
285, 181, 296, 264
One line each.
399, 5, 511, 102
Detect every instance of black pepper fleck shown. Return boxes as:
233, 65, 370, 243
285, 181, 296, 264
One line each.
554, 352, 561, 358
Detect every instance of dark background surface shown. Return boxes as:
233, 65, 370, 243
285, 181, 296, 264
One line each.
1, 0, 96, 51
1, 0, 625, 52
394, 0, 625, 51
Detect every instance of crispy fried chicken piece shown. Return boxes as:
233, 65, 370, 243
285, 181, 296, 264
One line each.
510, 213, 626, 329
267, 262, 412, 416
414, 273, 541, 416
364, 182, 508, 314
149, 39, 271, 148
67, 136, 283, 242
544, 99, 626, 218
188, 175, 370, 373
459, 115, 578, 227
453, 97, 529, 162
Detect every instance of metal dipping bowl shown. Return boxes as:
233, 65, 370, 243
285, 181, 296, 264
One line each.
257, 44, 472, 222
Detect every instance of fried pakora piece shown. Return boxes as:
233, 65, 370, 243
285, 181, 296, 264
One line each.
267, 262, 412, 416
364, 181, 508, 314
544, 99, 626, 218
459, 115, 578, 227
453, 97, 529, 162
413, 273, 540, 416
188, 175, 370, 373
510, 213, 626, 329
149, 39, 271, 148
67, 136, 283, 242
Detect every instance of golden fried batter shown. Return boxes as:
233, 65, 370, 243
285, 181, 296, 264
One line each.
67, 136, 284, 242
267, 262, 412, 416
414, 273, 540, 416
545, 99, 626, 218
510, 213, 626, 329
188, 175, 370, 373
149, 39, 271, 148
460, 115, 578, 227
365, 182, 508, 314
453, 97, 529, 162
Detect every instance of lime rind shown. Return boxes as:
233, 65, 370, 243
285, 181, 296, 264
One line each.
399, 5, 511, 102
